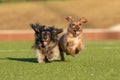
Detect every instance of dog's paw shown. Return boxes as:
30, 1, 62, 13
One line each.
60, 58, 66, 62
37, 60, 45, 63
47, 54, 54, 61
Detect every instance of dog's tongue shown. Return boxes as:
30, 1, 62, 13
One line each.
76, 31, 80, 35
43, 41, 48, 46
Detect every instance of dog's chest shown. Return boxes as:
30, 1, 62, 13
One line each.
73, 37, 81, 47
64, 33, 83, 48
67, 37, 81, 47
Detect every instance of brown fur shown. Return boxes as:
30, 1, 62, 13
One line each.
58, 16, 87, 61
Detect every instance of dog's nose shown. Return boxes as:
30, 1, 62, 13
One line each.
44, 36, 47, 39
76, 26, 80, 30
44, 37, 48, 40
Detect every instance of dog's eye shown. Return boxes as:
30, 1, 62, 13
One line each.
41, 32, 45, 35
79, 23, 81, 25
72, 23, 75, 26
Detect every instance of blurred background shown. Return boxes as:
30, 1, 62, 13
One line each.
0, 0, 120, 40
0, 0, 120, 30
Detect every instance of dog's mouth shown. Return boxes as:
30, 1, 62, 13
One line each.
74, 30, 81, 35
43, 41, 48, 46
75, 30, 80, 35
42, 41, 48, 47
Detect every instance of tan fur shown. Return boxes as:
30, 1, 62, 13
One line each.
59, 16, 87, 61
34, 48, 45, 63
33, 43, 60, 63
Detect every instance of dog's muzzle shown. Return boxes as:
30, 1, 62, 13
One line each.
75, 30, 80, 35
74, 30, 82, 36
43, 41, 48, 46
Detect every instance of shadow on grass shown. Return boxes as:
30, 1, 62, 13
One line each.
6, 57, 66, 63
6, 57, 37, 63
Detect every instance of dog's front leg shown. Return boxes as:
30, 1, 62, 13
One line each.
78, 41, 84, 51
34, 48, 45, 63
49, 46, 60, 61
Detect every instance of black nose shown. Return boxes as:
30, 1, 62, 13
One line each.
43, 37, 48, 41
76, 26, 80, 30
44, 36, 47, 39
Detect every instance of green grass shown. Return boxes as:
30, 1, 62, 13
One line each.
0, 0, 120, 29
0, 41, 120, 80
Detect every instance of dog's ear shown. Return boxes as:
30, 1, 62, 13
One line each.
52, 27, 63, 34
30, 24, 39, 32
56, 28, 63, 34
66, 16, 73, 22
79, 17, 87, 23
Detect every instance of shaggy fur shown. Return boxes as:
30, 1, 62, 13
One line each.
58, 16, 87, 61
30, 23, 63, 63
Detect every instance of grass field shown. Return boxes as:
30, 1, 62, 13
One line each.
0, 41, 120, 80
0, 0, 120, 29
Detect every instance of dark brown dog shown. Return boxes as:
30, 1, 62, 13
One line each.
58, 16, 87, 61
30, 23, 63, 63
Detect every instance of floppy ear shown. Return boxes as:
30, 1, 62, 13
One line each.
52, 27, 63, 34
56, 28, 63, 34
35, 23, 46, 29
79, 17, 87, 23
30, 24, 39, 32
66, 16, 73, 22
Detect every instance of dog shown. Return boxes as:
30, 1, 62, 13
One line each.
30, 23, 63, 63
58, 16, 87, 61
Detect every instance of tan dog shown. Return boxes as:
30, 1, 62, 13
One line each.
58, 16, 87, 61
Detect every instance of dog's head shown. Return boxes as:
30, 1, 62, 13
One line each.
30, 23, 51, 48
30, 23, 63, 48
66, 16, 87, 36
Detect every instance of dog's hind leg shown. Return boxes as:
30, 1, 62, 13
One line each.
58, 44, 65, 61
59, 48, 65, 61
60, 52, 65, 61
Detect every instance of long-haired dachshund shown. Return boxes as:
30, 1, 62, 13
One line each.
30, 23, 63, 63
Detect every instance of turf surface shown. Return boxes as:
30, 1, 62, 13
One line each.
0, 41, 120, 80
